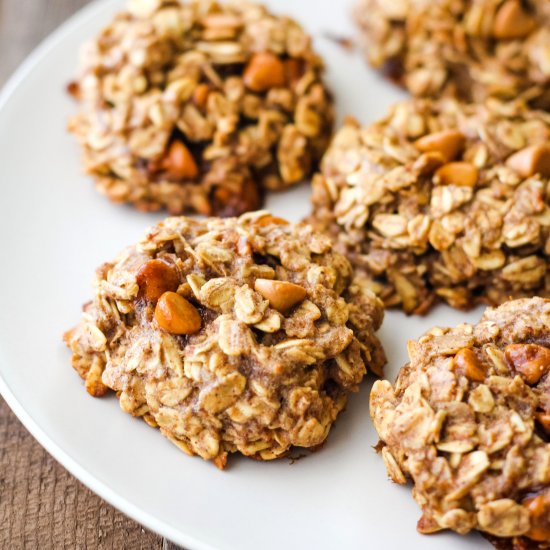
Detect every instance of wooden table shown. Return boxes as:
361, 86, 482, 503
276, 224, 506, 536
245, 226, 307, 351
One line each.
0, 1, 183, 548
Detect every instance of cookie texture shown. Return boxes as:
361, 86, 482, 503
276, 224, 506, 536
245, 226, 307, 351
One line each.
310, 98, 550, 314
370, 298, 550, 548
64, 212, 385, 468
68, 0, 334, 216
355, 0, 550, 109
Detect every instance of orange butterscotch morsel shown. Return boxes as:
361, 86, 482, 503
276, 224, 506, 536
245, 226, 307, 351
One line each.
505, 343, 550, 385
254, 279, 307, 313
243, 52, 286, 92
523, 491, 550, 542
453, 348, 486, 382
254, 214, 289, 227
506, 144, 550, 178
414, 130, 466, 162
136, 259, 180, 303
493, 0, 537, 40
435, 161, 478, 187
192, 83, 210, 111
154, 292, 202, 335
162, 140, 199, 180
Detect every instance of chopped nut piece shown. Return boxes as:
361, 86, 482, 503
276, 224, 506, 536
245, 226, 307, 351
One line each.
415, 130, 465, 162
506, 144, 550, 178
254, 279, 307, 313
136, 259, 179, 302
505, 343, 550, 384
493, 0, 537, 40
243, 52, 286, 92
435, 162, 478, 187
370, 298, 550, 547
65, 214, 385, 467
155, 291, 202, 335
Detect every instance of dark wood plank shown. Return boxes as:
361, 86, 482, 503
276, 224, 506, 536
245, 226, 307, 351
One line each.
0, 1, 182, 548
0, 398, 164, 549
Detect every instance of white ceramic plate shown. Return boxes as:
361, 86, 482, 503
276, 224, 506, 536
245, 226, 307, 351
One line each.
0, 1, 489, 548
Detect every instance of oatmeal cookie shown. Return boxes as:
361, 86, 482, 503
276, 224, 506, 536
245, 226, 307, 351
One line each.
309, 98, 550, 314
68, 0, 334, 216
370, 298, 550, 548
64, 212, 385, 468
354, 0, 550, 109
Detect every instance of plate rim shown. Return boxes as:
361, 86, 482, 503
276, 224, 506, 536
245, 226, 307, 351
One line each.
0, 1, 216, 547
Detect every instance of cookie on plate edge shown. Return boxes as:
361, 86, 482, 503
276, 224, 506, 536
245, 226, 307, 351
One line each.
371, 297, 550, 549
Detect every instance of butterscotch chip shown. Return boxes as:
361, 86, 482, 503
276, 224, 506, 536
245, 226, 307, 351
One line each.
506, 144, 550, 178
64, 212, 385, 467
415, 130, 465, 162
68, 0, 334, 216
309, 98, 550, 314
243, 52, 286, 92
354, 0, 550, 109
493, 0, 537, 40
160, 141, 199, 180
453, 348, 486, 382
435, 162, 478, 187
370, 298, 550, 548
154, 291, 202, 335
253, 214, 289, 227
192, 83, 210, 111
254, 279, 307, 312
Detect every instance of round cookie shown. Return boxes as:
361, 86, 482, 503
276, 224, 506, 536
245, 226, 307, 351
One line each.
64, 212, 385, 468
68, 0, 334, 216
310, 98, 550, 314
355, 0, 550, 109
370, 298, 550, 548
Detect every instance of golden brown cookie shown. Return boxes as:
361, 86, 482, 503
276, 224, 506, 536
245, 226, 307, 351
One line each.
64, 212, 385, 468
371, 298, 550, 549
68, 0, 334, 216
310, 98, 550, 313
355, 0, 550, 109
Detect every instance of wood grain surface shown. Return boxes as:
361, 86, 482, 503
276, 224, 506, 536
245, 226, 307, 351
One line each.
0, 1, 183, 548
